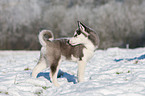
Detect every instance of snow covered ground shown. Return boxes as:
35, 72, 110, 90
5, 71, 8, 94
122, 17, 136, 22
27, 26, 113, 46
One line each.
0, 47, 145, 96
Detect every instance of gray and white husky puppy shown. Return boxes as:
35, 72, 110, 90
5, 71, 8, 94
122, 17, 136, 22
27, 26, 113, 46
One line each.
32, 21, 99, 86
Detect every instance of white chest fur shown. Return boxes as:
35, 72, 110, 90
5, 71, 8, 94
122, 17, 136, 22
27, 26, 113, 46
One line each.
82, 48, 94, 62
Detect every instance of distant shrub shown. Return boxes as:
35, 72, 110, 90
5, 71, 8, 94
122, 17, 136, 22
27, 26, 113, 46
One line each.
24, 67, 31, 71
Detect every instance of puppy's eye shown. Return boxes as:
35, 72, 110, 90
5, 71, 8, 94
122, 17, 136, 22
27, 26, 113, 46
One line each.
76, 30, 81, 35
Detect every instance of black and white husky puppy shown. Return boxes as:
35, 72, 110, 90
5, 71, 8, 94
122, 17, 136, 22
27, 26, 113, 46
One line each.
32, 21, 99, 86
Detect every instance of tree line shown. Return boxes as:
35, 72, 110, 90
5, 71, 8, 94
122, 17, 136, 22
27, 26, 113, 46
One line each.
0, 0, 145, 50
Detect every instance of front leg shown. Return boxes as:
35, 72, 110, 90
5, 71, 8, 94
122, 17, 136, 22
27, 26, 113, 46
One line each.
77, 60, 86, 82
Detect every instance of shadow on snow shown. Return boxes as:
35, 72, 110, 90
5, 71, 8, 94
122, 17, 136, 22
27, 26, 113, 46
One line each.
37, 70, 77, 84
114, 54, 145, 62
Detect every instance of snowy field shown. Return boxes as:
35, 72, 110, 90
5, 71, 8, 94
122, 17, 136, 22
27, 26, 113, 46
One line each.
0, 47, 145, 96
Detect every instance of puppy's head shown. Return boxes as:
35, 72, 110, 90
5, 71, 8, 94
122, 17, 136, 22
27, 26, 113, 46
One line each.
69, 21, 96, 46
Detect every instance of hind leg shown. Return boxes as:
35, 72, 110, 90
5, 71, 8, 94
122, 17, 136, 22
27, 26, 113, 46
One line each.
32, 55, 47, 78
50, 59, 61, 87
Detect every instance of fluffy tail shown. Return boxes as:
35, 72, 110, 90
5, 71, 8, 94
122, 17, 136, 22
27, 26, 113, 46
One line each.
38, 30, 54, 46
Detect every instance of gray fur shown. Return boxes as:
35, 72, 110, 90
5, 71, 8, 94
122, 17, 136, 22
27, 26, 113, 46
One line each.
32, 21, 99, 87
42, 39, 85, 74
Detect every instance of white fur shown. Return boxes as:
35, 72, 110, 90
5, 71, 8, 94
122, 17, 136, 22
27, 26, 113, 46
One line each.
77, 39, 95, 82
32, 57, 47, 78
69, 31, 96, 83
71, 55, 79, 61
39, 30, 54, 46
69, 34, 87, 46
39, 30, 46, 46
76, 49, 93, 82
77, 60, 86, 82
69, 33, 95, 52
41, 47, 46, 54
55, 37, 95, 84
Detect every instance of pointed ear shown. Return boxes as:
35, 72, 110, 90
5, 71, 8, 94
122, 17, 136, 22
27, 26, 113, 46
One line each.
77, 21, 89, 37
77, 21, 85, 32
77, 21, 81, 27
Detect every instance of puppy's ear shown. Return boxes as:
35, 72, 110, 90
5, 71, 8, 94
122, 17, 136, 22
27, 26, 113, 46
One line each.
77, 21, 86, 32
77, 21, 89, 36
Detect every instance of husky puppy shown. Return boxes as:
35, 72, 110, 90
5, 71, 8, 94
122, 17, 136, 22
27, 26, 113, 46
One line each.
32, 21, 99, 86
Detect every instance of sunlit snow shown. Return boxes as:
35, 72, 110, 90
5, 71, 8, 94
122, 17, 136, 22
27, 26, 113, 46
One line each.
0, 48, 145, 96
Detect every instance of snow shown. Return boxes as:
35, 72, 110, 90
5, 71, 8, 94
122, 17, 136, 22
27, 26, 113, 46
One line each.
0, 48, 145, 96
